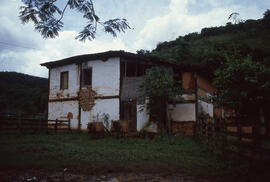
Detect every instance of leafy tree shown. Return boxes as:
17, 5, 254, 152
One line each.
19, 0, 130, 41
263, 9, 270, 20
212, 55, 270, 119
139, 66, 181, 133
263, 9, 270, 25
136, 49, 150, 55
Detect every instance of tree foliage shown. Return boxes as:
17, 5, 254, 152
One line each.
150, 11, 270, 79
0, 72, 48, 115
212, 55, 270, 116
136, 49, 150, 55
139, 66, 181, 131
263, 9, 270, 20
19, 0, 130, 41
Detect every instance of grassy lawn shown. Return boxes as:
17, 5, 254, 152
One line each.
0, 133, 263, 181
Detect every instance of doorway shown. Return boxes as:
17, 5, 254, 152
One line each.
120, 100, 137, 131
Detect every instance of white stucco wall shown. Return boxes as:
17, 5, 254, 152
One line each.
170, 103, 196, 122
83, 57, 120, 97
137, 104, 149, 131
48, 57, 121, 130
49, 64, 80, 99
81, 98, 120, 129
199, 100, 214, 117
48, 101, 79, 129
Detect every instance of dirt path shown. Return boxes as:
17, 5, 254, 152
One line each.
0, 171, 210, 182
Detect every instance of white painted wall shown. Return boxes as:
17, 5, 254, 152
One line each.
83, 57, 120, 97
170, 103, 196, 122
81, 98, 120, 129
137, 104, 149, 131
48, 57, 121, 130
49, 64, 80, 99
199, 100, 214, 117
48, 101, 79, 129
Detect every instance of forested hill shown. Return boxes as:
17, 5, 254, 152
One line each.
0, 72, 48, 115
147, 14, 270, 78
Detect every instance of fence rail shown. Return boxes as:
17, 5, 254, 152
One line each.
196, 115, 270, 162
0, 115, 71, 134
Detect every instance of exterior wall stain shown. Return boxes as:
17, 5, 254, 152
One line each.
47, 55, 216, 133
48, 57, 121, 130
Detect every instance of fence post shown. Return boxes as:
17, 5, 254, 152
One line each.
68, 119, 71, 131
237, 120, 242, 162
38, 118, 41, 134
221, 119, 227, 159
55, 119, 58, 132
18, 114, 22, 135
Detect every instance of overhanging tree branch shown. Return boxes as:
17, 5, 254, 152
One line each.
19, 0, 131, 41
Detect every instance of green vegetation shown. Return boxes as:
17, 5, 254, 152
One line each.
145, 11, 270, 119
212, 55, 270, 117
139, 66, 181, 132
0, 133, 224, 174
1, 133, 267, 181
148, 13, 270, 79
19, 0, 130, 41
0, 72, 48, 115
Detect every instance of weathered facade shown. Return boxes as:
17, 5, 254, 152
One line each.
41, 51, 216, 135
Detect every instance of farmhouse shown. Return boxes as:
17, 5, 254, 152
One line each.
41, 51, 216, 135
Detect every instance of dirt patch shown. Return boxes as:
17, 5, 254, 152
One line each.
0, 170, 210, 182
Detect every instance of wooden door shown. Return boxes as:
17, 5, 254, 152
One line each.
121, 100, 137, 131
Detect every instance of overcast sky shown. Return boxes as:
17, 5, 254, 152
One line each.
0, 0, 269, 78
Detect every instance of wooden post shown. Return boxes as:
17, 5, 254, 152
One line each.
68, 119, 71, 131
166, 102, 172, 134
251, 121, 258, 166
194, 73, 199, 135
55, 119, 58, 132
18, 114, 22, 135
237, 120, 242, 160
221, 119, 227, 159
38, 119, 41, 134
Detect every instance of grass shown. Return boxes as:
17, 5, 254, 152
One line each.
0, 133, 266, 181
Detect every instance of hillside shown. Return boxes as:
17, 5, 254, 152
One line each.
149, 15, 270, 78
0, 72, 48, 115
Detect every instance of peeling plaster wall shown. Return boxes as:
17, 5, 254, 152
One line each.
48, 101, 79, 129
170, 103, 196, 122
79, 57, 120, 129
83, 57, 120, 96
48, 57, 121, 130
81, 98, 119, 129
199, 100, 214, 117
49, 64, 80, 99
137, 104, 149, 131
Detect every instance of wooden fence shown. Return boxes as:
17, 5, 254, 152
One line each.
196, 115, 270, 162
0, 114, 71, 134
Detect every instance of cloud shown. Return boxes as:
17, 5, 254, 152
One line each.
0, 0, 266, 77
134, 0, 263, 51
0, 30, 128, 77
0, 0, 128, 78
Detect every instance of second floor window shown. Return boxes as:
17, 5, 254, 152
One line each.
60, 71, 69, 90
82, 68, 92, 87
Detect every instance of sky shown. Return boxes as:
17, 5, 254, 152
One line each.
0, 0, 269, 78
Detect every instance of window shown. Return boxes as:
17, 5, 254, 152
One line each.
60, 71, 69, 90
82, 68, 92, 87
